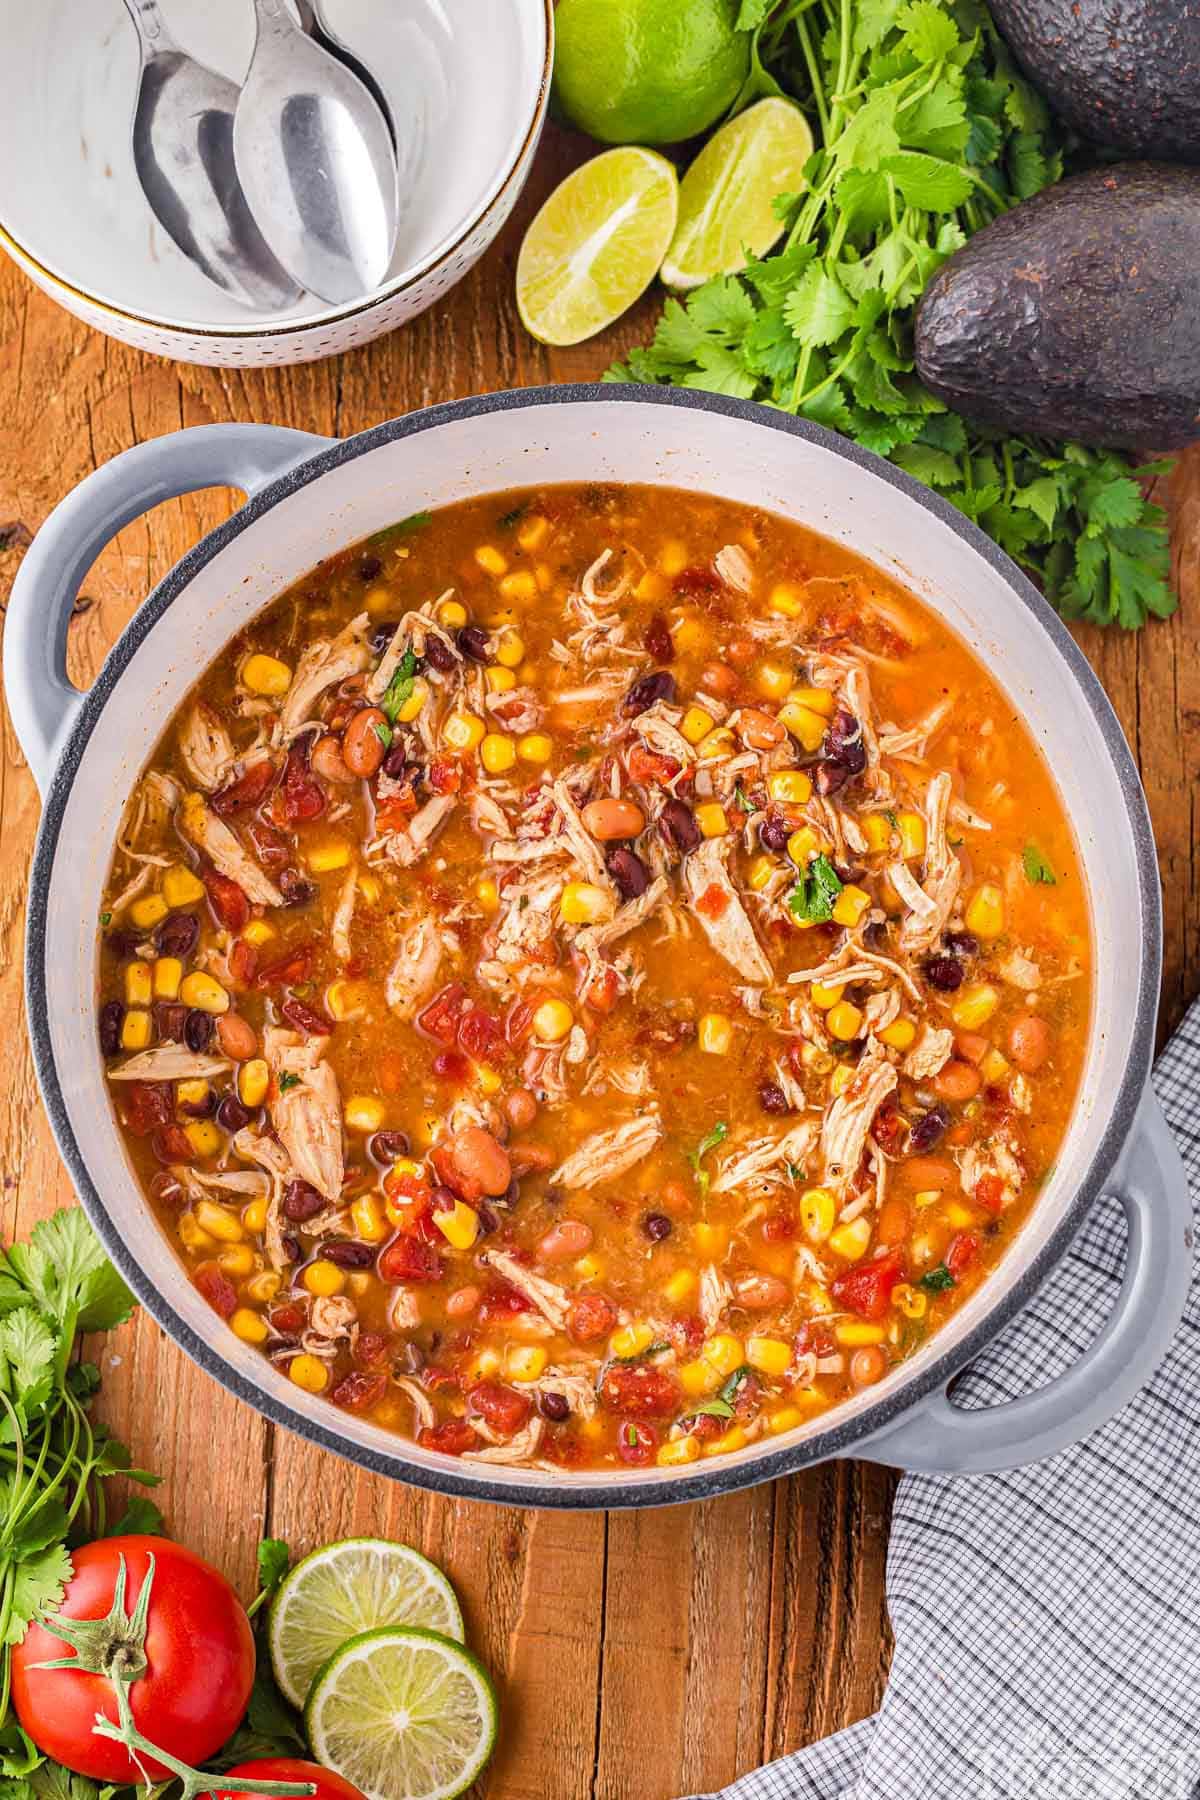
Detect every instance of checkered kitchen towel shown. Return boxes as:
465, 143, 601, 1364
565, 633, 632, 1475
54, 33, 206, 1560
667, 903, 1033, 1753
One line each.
694, 998, 1200, 1800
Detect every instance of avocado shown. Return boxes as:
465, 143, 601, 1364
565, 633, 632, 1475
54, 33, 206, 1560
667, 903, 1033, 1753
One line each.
988, 0, 1200, 161
914, 163, 1200, 449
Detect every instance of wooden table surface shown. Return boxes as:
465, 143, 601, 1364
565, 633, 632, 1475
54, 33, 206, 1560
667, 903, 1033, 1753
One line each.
1, 125, 1197, 1800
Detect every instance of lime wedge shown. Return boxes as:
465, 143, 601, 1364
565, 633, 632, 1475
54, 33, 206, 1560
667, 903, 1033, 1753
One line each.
305, 1627, 498, 1800
269, 1537, 463, 1710
661, 97, 814, 291
516, 146, 678, 346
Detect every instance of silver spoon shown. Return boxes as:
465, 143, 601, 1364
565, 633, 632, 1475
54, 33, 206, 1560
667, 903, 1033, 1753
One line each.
293, 0, 397, 148
233, 0, 400, 306
121, 0, 303, 311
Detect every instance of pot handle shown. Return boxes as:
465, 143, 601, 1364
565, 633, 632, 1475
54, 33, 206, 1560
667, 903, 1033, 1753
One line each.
852, 1085, 1193, 1474
4, 423, 332, 795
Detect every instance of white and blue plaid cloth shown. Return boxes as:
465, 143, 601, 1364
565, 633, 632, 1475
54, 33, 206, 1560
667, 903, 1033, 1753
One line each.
694, 999, 1200, 1800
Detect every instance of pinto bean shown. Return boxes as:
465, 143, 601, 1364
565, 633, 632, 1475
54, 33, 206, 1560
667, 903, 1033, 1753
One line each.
504, 1088, 538, 1131
1009, 1013, 1052, 1072
850, 1346, 886, 1388
538, 1219, 593, 1262
216, 1013, 258, 1062
933, 1060, 982, 1103
509, 1143, 555, 1178
446, 1285, 482, 1319
438, 1126, 512, 1198
737, 707, 787, 750
310, 734, 357, 785
342, 707, 389, 777
582, 797, 646, 841
699, 660, 738, 699
733, 1273, 790, 1311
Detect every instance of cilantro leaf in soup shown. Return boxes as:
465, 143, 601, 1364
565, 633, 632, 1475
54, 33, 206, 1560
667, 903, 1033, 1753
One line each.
1022, 843, 1057, 885
689, 1122, 728, 1197
688, 1398, 734, 1419
278, 1072, 301, 1093
380, 649, 418, 724
787, 852, 844, 923
920, 1264, 956, 1293
369, 510, 431, 552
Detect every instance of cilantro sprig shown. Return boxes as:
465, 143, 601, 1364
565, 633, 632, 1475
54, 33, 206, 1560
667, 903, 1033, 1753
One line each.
609, 0, 1175, 628
786, 852, 843, 923
1022, 843, 1056, 885
379, 649, 418, 726
688, 1122, 728, 1198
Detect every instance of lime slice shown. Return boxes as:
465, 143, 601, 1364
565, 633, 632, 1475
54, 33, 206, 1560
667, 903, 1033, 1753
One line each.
516, 147, 678, 346
269, 1537, 463, 1710
662, 98, 814, 291
305, 1627, 498, 1800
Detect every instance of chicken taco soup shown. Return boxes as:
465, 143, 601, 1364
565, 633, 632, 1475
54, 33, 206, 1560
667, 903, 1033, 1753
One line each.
98, 484, 1090, 1472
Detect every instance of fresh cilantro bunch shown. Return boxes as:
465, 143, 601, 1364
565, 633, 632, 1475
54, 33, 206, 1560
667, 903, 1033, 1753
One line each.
609, 0, 1175, 628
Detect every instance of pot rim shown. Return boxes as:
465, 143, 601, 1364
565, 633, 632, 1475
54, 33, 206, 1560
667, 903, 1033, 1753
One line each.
25, 384, 1161, 1507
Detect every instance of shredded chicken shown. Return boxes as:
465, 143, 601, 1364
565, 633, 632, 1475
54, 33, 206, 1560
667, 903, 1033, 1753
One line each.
385, 915, 443, 1021
479, 1250, 571, 1332
107, 1047, 231, 1082
177, 792, 283, 907
330, 865, 358, 963
463, 1417, 546, 1464
683, 839, 773, 984
822, 1052, 898, 1187
264, 1029, 344, 1202
699, 1264, 732, 1332
395, 1376, 436, 1431
178, 702, 236, 792
549, 1112, 663, 1190
902, 1025, 954, 1080
898, 772, 961, 954
711, 1120, 819, 1196
998, 949, 1041, 990
276, 614, 370, 741
384, 795, 456, 868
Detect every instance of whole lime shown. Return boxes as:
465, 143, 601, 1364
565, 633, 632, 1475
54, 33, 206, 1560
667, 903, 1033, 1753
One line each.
552, 0, 750, 147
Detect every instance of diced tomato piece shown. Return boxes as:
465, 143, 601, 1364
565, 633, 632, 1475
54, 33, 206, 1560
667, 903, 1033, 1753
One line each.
330, 1370, 387, 1413
418, 983, 469, 1046
673, 563, 722, 597
695, 883, 729, 922
626, 744, 680, 787
600, 1364, 681, 1419
428, 755, 463, 794
375, 798, 418, 835
244, 817, 290, 872
468, 1380, 533, 1438
505, 998, 536, 1046
683, 1412, 724, 1443
194, 1262, 238, 1319
418, 1418, 479, 1456
568, 1295, 617, 1344
255, 942, 315, 989
794, 1320, 835, 1357
946, 1231, 980, 1280
873, 1104, 906, 1151
955, 1031, 990, 1065
354, 1330, 390, 1368
668, 1314, 705, 1357
616, 1420, 659, 1465
762, 1209, 796, 1243
280, 997, 332, 1037
227, 939, 257, 989
269, 1303, 306, 1336
211, 757, 279, 817
457, 1006, 505, 1063
151, 1123, 196, 1164
378, 1234, 443, 1283
478, 1282, 532, 1323
203, 867, 249, 933
973, 1174, 1006, 1215
122, 1081, 174, 1137
432, 1049, 470, 1082
731, 1371, 763, 1422
830, 1249, 906, 1320
280, 745, 326, 823
422, 1364, 463, 1393
582, 965, 620, 1014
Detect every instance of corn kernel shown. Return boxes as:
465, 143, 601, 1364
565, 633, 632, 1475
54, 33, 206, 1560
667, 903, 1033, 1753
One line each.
357, 872, 381, 904
747, 854, 775, 892
698, 1012, 733, 1055
304, 1260, 344, 1297
178, 1214, 214, 1254
288, 1353, 328, 1393
832, 884, 871, 928
828, 1217, 872, 1260
185, 1120, 221, 1158
680, 705, 714, 746
177, 1078, 210, 1110
129, 893, 169, 930
778, 702, 827, 753
747, 1336, 792, 1376
344, 1094, 386, 1133
464, 1347, 502, 1383
611, 1322, 655, 1360
474, 544, 507, 576
574, 1253, 604, 1283
695, 802, 728, 838
802, 1187, 837, 1246
243, 1198, 269, 1234
162, 864, 205, 908
120, 1010, 152, 1051
306, 836, 352, 874
246, 1270, 281, 1304
811, 981, 845, 1010
230, 1307, 269, 1345
194, 1200, 243, 1243
533, 999, 574, 1042
788, 685, 835, 717
242, 652, 292, 696
952, 982, 1001, 1030
486, 666, 516, 694
351, 1195, 388, 1242
495, 629, 525, 667
517, 514, 548, 551
326, 978, 369, 1021
507, 1345, 548, 1383
238, 1059, 270, 1109
965, 882, 1005, 939
658, 1435, 701, 1466
499, 571, 536, 602
437, 598, 468, 628
179, 971, 229, 1015
475, 878, 500, 916
897, 811, 927, 858
945, 1201, 978, 1229
396, 677, 429, 723
480, 732, 516, 775
124, 961, 152, 1007
518, 733, 553, 764
835, 1321, 887, 1346
679, 1358, 723, 1398
442, 711, 485, 752
768, 771, 813, 806
560, 882, 615, 926
477, 1065, 502, 1097
662, 1268, 698, 1307
702, 1425, 748, 1458
768, 1406, 804, 1435
434, 1199, 480, 1250
241, 920, 275, 948
218, 1244, 255, 1277
980, 1048, 1010, 1083
697, 727, 736, 762
658, 538, 687, 576
787, 825, 825, 865
694, 1225, 728, 1263
914, 1189, 942, 1209
879, 1017, 917, 1050
769, 582, 806, 619
892, 1283, 928, 1320
757, 661, 792, 700
635, 569, 669, 603
364, 585, 394, 617
829, 1064, 855, 1096
702, 1333, 744, 1378
862, 814, 892, 853
827, 1001, 863, 1041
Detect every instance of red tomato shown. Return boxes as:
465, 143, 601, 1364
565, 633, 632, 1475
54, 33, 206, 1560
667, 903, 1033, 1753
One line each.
211, 758, 279, 817
255, 942, 315, 990
378, 1234, 443, 1283
478, 1281, 532, 1323
600, 1364, 681, 1419
973, 1174, 1006, 1215
219, 1759, 364, 1800
469, 1381, 533, 1437
203, 868, 250, 933
946, 1231, 980, 1279
418, 983, 468, 1045
12, 1536, 254, 1783
280, 747, 326, 823
616, 1420, 659, 1465
418, 1418, 479, 1455
568, 1295, 617, 1344
194, 1261, 238, 1319
830, 1249, 906, 1320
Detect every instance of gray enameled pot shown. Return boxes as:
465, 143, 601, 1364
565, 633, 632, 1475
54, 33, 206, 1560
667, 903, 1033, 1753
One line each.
4, 386, 1192, 1508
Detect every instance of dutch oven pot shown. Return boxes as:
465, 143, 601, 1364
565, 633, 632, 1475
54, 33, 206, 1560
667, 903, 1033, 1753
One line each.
5, 386, 1192, 1507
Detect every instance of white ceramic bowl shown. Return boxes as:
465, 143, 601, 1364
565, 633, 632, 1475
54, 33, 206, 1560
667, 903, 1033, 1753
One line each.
0, 0, 551, 365
4, 388, 1192, 1506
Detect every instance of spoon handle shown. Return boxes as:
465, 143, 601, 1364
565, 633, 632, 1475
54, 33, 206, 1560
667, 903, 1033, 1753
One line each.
120, 0, 178, 52
252, 0, 299, 34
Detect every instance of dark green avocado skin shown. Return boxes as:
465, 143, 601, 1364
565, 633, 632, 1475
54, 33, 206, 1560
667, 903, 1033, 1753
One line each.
914, 163, 1200, 449
989, 0, 1200, 160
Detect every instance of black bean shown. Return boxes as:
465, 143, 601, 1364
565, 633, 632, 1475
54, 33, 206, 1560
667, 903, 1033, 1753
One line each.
862, 921, 889, 951
642, 1213, 672, 1242
154, 911, 199, 958
825, 708, 867, 769
358, 554, 382, 582
98, 1001, 124, 1057
369, 1130, 410, 1165
105, 929, 141, 960
644, 614, 674, 661
283, 1179, 325, 1222
423, 634, 455, 673
539, 1391, 570, 1422
184, 1009, 214, 1052
280, 1233, 302, 1264
623, 670, 677, 716
382, 741, 423, 783
154, 1001, 188, 1042
607, 845, 649, 900
178, 1087, 216, 1119
500, 1177, 521, 1209
430, 1185, 460, 1217
216, 1095, 251, 1132
944, 931, 979, 958
759, 812, 791, 853
660, 797, 700, 852
909, 1103, 950, 1152
457, 625, 490, 663
924, 955, 965, 992
758, 1081, 789, 1115
477, 1202, 501, 1236
322, 1239, 377, 1270
370, 620, 399, 653
816, 761, 850, 797
278, 868, 318, 908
